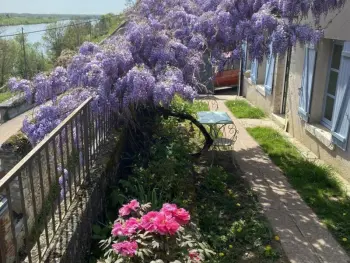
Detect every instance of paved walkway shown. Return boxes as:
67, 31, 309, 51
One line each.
214, 95, 350, 263
0, 107, 37, 145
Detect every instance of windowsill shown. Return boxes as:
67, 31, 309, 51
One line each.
256, 85, 266, 97
305, 123, 335, 151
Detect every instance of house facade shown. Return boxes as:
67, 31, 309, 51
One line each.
242, 3, 350, 181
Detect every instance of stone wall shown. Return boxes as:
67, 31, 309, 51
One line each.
242, 54, 287, 117
0, 94, 35, 124
286, 41, 350, 182
42, 129, 126, 263
0, 126, 82, 263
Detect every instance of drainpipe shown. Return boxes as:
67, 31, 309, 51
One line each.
238, 58, 244, 97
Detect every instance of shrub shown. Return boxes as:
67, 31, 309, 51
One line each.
98, 200, 214, 263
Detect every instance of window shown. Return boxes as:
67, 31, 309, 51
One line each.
321, 42, 343, 129
251, 59, 258, 84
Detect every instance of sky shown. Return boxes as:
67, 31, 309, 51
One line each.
1, 0, 128, 15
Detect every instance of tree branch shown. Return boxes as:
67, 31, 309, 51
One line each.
157, 107, 213, 157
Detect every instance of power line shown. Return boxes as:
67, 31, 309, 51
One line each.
0, 15, 120, 38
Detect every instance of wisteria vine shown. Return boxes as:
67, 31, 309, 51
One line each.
8, 0, 345, 145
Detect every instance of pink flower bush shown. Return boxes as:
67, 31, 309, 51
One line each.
103, 200, 212, 262
112, 241, 138, 257
113, 203, 190, 238
119, 199, 140, 217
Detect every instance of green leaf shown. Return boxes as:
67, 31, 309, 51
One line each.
92, 224, 102, 235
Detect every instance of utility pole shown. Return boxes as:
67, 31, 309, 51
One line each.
21, 28, 28, 79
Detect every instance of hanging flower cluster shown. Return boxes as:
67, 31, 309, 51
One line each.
9, 0, 344, 145
99, 200, 214, 262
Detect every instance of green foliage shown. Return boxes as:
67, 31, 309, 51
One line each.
170, 95, 209, 115
44, 14, 125, 61
0, 92, 14, 103
194, 165, 279, 262
247, 126, 350, 252
0, 15, 59, 26
89, 107, 283, 262
0, 36, 51, 86
114, 180, 165, 210
225, 100, 265, 119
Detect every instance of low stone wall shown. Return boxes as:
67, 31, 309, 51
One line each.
0, 135, 31, 263
0, 94, 35, 124
0, 129, 79, 263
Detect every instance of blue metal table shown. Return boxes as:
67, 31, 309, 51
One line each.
197, 111, 233, 125
197, 111, 238, 162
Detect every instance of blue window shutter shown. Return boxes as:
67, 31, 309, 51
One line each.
298, 45, 316, 122
251, 59, 258, 84
331, 42, 350, 151
264, 44, 276, 95
242, 41, 248, 72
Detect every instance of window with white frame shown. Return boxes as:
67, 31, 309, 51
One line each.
321, 41, 343, 129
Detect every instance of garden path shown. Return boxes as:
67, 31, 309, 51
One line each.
0, 106, 38, 145
213, 94, 350, 263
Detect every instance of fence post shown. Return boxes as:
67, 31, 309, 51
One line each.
83, 104, 90, 182
21, 28, 28, 79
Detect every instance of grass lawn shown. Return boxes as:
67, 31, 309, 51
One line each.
247, 126, 350, 252
0, 92, 14, 103
225, 100, 265, 119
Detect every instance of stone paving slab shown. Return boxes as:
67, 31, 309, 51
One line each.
215, 98, 350, 263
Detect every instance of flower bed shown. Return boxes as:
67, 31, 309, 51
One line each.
89, 101, 286, 263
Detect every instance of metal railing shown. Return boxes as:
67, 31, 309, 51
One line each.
0, 97, 115, 263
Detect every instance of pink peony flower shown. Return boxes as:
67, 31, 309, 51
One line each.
119, 199, 140, 217
129, 200, 140, 210
111, 218, 140, 237
174, 208, 190, 225
189, 250, 202, 262
160, 204, 190, 225
119, 206, 131, 217
112, 241, 138, 257
154, 212, 180, 235
124, 217, 141, 235
161, 203, 178, 215
141, 211, 159, 232
111, 222, 124, 237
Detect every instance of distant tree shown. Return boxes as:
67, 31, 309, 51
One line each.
0, 39, 19, 86
43, 22, 66, 61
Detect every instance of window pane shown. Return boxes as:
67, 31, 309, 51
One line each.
324, 96, 335, 122
331, 44, 343, 70
327, 70, 338, 96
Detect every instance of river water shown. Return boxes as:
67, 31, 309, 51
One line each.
0, 21, 73, 53
0, 23, 49, 44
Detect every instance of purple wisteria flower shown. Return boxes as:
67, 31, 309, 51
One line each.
9, 0, 344, 144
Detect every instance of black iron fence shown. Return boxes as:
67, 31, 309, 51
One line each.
0, 97, 115, 263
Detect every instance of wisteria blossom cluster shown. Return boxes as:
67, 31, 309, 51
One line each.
9, 0, 344, 145
57, 167, 69, 200
99, 200, 213, 262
